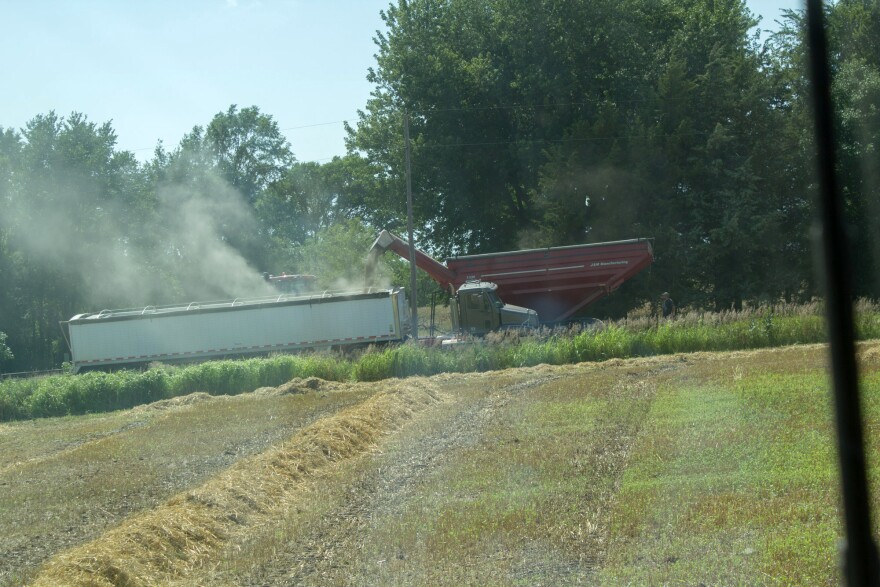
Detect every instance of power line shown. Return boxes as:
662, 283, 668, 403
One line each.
423, 130, 711, 149
281, 120, 348, 132
420, 95, 706, 114
3, 94, 722, 167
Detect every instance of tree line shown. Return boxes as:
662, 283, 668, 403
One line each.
1, 0, 878, 372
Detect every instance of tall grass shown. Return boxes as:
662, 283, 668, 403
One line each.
0, 354, 355, 421
2, 300, 879, 422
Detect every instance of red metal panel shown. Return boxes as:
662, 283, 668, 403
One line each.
446, 239, 654, 322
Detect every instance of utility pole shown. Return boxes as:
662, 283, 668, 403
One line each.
404, 109, 418, 339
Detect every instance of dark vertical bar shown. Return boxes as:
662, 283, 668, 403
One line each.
806, 0, 880, 583
430, 291, 437, 338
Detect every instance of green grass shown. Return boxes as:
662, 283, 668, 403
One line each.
0, 353, 354, 421
310, 345, 876, 585
317, 366, 669, 585
5, 344, 878, 584
597, 367, 856, 585
2, 302, 879, 422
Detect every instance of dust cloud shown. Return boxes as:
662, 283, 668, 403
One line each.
155, 175, 276, 302
1, 163, 275, 312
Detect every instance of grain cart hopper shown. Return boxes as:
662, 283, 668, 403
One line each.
366, 230, 653, 327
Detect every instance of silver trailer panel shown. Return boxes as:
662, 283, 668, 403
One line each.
67, 289, 408, 372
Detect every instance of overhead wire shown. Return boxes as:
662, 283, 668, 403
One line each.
2, 94, 711, 167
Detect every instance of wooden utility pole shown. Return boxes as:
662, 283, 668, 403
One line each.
404, 109, 418, 339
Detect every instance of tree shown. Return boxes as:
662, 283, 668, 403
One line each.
766, 1, 880, 300
147, 106, 296, 291
0, 112, 153, 369
257, 162, 339, 248
347, 0, 805, 311
0, 128, 22, 367
291, 218, 390, 290
205, 105, 294, 206
352, 0, 629, 253
515, 0, 791, 308
0, 331, 12, 372
829, 1, 880, 297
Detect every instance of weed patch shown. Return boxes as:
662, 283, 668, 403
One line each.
4, 303, 879, 422
598, 366, 862, 585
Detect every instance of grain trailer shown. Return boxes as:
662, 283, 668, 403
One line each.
63, 288, 409, 373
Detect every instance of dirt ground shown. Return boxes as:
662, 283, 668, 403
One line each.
2, 364, 599, 586
1, 344, 868, 586
228, 370, 569, 586
0, 378, 373, 585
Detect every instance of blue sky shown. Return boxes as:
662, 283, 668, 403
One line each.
3, 0, 801, 164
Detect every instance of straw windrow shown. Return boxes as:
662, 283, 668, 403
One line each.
31, 379, 442, 586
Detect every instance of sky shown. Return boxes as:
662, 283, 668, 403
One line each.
3, 0, 802, 164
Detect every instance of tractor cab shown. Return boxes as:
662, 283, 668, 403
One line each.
451, 281, 539, 335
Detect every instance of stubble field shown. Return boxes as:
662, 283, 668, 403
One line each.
2, 342, 880, 585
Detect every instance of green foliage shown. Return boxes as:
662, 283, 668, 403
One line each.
342, 0, 831, 313
5, 370, 172, 420
0, 111, 154, 370
1, 302, 874, 422
0, 331, 12, 367
0, 352, 357, 421
205, 105, 294, 205
2, 0, 880, 374
0, 106, 302, 374
599, 365, 851, 584
290, 217, 398, 291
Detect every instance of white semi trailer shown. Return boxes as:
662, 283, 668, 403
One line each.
63, 289, 410, 373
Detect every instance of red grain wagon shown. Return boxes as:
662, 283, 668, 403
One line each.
368, 231, 653, 324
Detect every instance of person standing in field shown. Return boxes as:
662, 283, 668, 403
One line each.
661, 292, 676, 319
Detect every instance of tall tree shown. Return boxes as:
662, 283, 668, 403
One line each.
350, 0, 797, 309
767, 1, 880, 299
149, 106, 296, 284
0, 113, 150, 369
256, 161, 342, 271
830, 0, 880, 296
205, 105, 294, 206
351, 0, 649, 254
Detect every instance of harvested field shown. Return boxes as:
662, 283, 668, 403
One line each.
0, 378, 375, 585
30, 379, 441, 586
3, 343, 880, 585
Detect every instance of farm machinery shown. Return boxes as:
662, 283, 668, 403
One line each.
62, 231, 652, 373
365, 230, 654, 334
62, 288, 410, 373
